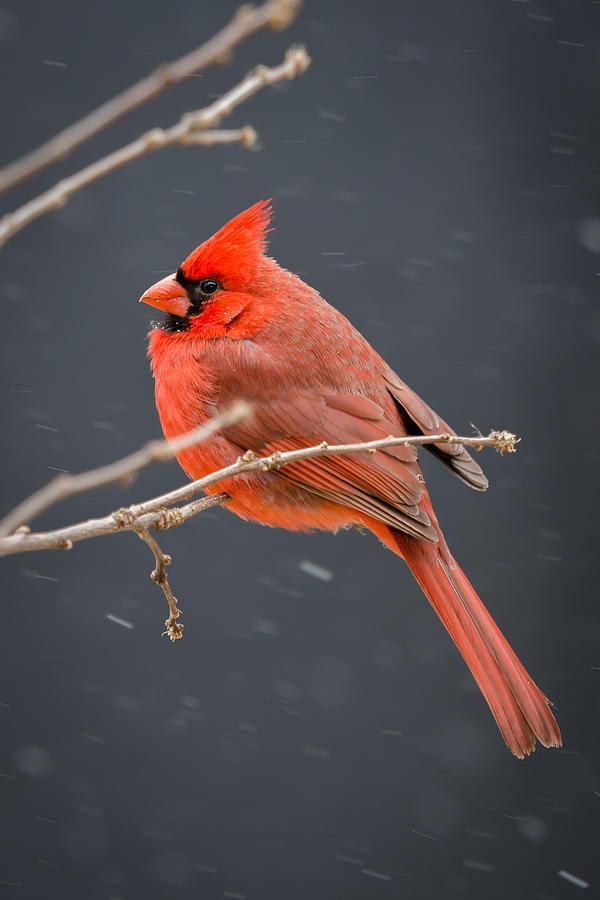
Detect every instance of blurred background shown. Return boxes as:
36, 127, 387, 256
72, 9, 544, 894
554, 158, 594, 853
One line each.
1, 1, 599, 897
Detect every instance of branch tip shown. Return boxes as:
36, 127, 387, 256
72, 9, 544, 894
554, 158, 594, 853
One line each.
240, 125, 259, 147
266, 0, 303, 31
162, 613, 184, 642
284, 44, 311, 75
489, 430, 519, 454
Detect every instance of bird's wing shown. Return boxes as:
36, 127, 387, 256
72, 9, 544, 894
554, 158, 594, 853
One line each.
381, 367, 489, 491
222, 390, 438, 542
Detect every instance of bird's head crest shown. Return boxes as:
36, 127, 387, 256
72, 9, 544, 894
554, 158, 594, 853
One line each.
179, 200, 273, 286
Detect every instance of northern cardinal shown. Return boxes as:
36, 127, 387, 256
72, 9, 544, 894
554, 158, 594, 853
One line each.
141, 200, 561, 757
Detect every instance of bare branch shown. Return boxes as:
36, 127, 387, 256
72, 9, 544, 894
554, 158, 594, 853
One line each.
0, 429, 518, 560
0, 0, 303, 195
136, 528, 184, 642
0, 401, 250, 538
0, 493, 229, 559
0, 425, 517, 638
0, 46, 310, 248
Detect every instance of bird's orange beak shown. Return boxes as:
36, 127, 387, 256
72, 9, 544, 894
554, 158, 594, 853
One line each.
139, 273, 190, 318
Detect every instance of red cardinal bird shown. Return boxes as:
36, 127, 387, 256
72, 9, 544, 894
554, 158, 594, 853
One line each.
141, 200, 561, 758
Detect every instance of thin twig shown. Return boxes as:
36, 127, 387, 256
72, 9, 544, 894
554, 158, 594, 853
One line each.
136, 528, 184, 642
0, 401, 250, 538
0, 0, 303, 195
0, 46, 310, 248
0, 429, 518, 559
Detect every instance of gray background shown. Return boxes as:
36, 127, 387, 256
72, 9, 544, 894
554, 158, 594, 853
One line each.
1, 1, 599, 898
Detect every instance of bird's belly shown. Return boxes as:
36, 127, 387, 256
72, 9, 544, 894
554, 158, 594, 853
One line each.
174, 437, 355, 534
223, 482, 357, 533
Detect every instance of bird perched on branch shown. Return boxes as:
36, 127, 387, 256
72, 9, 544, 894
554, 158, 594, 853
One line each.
140, 200, 561, 758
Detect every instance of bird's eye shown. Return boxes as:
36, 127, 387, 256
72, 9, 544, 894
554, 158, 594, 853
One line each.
199, 279, 219, 295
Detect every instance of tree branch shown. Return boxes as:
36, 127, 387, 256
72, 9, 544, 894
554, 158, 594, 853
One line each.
0, 0, 303, 195
0, 402, 250, 539
0, 46, 310, 248
0, 424, 517, 638
0, 428, 518, 559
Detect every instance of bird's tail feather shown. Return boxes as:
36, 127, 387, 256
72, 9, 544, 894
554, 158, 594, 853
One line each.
385, 530, 561, 757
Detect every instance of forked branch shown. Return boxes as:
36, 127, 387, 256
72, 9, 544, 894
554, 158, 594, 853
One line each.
0, 0, 303, 195
0, 47, 310, 247
0, 426, 518, 557
0, 420, 518, 638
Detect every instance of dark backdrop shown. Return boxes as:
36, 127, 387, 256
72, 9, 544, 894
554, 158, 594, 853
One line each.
1, 1, 599, 898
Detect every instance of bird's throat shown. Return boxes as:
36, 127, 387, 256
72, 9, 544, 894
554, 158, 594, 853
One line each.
157, 311, 192, 334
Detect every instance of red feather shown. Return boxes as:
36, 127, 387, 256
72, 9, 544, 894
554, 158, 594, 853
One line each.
180, 198, 273, 288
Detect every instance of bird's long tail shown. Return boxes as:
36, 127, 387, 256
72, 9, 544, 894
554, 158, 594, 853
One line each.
379, 526, 562, 757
